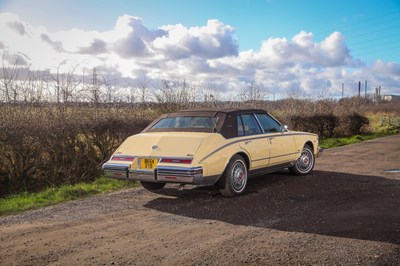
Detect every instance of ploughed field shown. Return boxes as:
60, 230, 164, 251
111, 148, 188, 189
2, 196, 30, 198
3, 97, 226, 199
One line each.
1, 135, 399, 265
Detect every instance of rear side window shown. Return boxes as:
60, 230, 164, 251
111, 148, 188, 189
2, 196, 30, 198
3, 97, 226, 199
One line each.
238, 114, 262, 136
237, 116, 244, 136
255, 113, 281, 133
151, 116, 217, 130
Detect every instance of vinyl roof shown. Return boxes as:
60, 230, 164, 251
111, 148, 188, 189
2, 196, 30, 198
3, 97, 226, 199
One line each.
177, 107, 267, 114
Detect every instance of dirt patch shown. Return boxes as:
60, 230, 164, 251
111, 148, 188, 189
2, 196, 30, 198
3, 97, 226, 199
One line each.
1, 135, 400, 265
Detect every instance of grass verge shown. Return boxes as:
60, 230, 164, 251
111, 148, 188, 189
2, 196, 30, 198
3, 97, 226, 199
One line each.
0, 177, 137, 216
320, 129, 399, 149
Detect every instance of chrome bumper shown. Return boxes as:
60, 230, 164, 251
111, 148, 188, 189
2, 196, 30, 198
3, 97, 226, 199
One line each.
156, 166, 203, 183
102, 163, 130, 179
102, 162, 209, 185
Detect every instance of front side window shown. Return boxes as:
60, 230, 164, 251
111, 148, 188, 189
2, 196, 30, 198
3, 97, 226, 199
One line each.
238, 114, 262, 136
151, 116, 218, 131
255, 113, 281, 133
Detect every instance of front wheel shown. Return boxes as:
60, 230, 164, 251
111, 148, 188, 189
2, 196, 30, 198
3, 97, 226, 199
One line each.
140, 181, 166, 190
219, 155, 248, 197
289, 145, 315, 175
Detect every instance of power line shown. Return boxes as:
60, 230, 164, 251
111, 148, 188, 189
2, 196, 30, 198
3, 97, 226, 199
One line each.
351, 43, 400, 57
351, 38, 400, 52
335, 16, 400, 35
314, 10, 400, 37
312, 10, 400, 60
349, 24, 400, 43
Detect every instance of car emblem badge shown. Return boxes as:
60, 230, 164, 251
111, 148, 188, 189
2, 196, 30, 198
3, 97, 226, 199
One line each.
152, 145, 158, 150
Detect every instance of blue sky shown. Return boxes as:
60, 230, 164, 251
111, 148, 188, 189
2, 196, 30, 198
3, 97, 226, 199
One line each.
0, 0, 399, 99
2, 0, 399, 62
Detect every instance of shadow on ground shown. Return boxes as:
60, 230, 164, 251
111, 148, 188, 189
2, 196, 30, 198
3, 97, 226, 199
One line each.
144, 170, 400, 244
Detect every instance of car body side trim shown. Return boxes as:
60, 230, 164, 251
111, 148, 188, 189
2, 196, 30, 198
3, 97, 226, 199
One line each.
248, 162, 291, 177
199, 133, 300, 163
250, 151, 299, 163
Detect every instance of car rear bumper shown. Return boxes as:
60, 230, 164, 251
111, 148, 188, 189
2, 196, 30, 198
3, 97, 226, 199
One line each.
102, 163, 130, 179
102, 163, 217, 186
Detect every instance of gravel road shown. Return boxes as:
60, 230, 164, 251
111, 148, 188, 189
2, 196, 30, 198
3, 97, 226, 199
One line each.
1, 135, 400, 265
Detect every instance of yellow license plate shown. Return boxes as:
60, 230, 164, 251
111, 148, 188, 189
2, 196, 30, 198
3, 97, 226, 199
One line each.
141, 158, 158, 170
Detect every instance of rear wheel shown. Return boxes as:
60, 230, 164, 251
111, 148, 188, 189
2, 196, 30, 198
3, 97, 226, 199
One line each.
219, 155, 248, 197
289, 145, 315, 175
140, 181, 166, 190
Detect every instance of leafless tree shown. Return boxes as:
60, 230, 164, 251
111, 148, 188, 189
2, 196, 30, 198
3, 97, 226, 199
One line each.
200, 84, 220, 107
240, 81, 268, 108
20, 69, 49, 103
152, 79, 194, 112
135, 75, 152, 106
51, 60, 83, 103
0, 52, 20, 102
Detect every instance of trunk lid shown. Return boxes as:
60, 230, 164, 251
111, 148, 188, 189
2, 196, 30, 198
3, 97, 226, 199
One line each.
114, 132, 211, 158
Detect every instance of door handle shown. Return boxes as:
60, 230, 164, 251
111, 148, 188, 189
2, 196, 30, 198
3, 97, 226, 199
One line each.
245, 141, 252, 145
269, 137, 275, 144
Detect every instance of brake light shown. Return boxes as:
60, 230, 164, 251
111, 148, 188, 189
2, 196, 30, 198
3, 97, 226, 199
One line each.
111, 156, 136, 162
160, 158, 192, 164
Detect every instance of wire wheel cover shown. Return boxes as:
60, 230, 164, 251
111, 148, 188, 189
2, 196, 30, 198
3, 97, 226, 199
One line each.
231, 161, 247, 191
296, 148, 314, 173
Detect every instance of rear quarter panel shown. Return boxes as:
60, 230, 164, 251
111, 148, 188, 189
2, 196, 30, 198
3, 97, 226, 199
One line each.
194, 134, 249, 178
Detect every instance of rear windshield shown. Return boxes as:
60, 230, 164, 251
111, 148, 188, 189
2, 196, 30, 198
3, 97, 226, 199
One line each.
150, 116, 218, 131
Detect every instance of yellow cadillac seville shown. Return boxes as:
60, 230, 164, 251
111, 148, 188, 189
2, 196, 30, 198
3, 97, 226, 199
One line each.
102, 108, 321, 197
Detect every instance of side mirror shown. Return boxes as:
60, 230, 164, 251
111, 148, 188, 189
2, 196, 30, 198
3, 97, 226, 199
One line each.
281, 125, 288, 132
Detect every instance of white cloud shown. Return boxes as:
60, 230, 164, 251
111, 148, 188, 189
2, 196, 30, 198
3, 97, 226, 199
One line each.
40, 33, 65, 53
112, 15, 166, 58
154, 19, 238, 59
78, 39, 108, 55
7, 20, 28, 36
257, 31, 354, 68
371, 60, 400, 76
1, 50, 30, 66
0, 12, 399, 99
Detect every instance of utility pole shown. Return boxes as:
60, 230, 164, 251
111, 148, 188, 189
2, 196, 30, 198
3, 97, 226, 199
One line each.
342, 83, 344, 98
358, 81, 361, 97
364, 80, 367, 98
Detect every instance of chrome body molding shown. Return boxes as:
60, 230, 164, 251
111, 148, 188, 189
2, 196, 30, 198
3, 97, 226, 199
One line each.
104, 163, 216, 185
102, 163, 130, 179
198, 133, 296, 163
156, 166, 209, 184
156, 166, 203, 178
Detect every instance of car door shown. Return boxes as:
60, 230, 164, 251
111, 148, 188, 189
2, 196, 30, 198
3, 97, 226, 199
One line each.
254, 113, 297, 166
237, 114, 270, 169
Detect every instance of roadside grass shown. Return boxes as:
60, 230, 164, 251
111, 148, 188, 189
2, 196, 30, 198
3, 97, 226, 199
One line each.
320, 129, 399, 149
0, 177, 137, 216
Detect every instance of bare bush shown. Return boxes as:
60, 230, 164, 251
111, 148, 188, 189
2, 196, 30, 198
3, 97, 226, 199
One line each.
289, 115, 337, 139
0, 104, 151, 197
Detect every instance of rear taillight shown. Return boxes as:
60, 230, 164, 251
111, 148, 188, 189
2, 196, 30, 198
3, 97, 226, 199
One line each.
160, 158, 192, 164
111, 155, 136, 162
